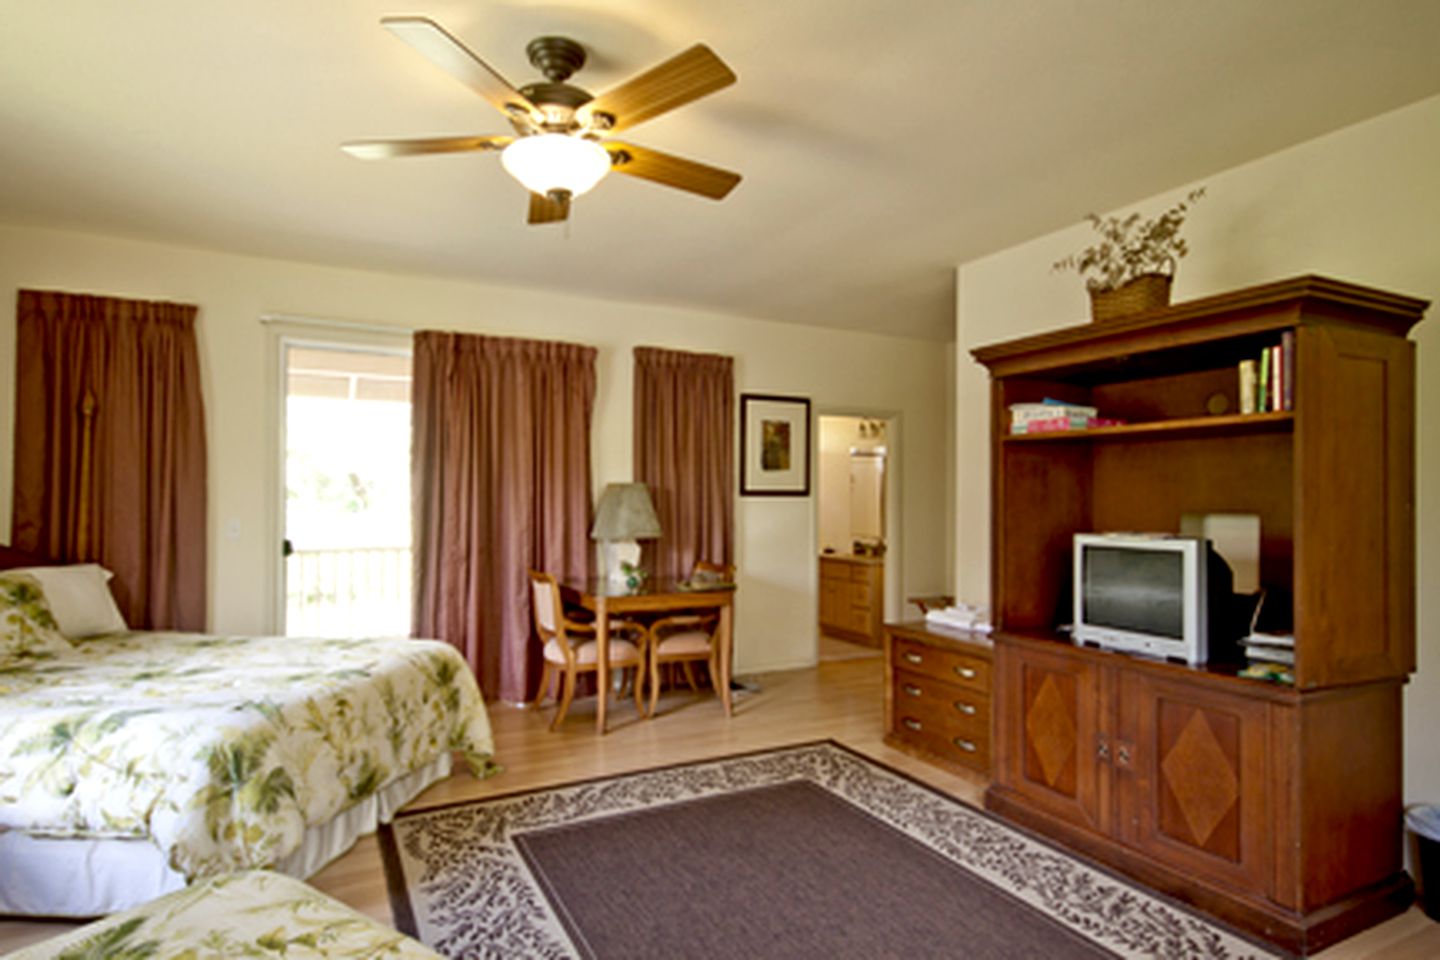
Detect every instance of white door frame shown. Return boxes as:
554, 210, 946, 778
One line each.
813, 408, 903, 654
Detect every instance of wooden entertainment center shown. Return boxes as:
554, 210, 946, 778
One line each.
972, 276, 1427, 955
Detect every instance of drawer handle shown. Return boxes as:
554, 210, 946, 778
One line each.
903, 652, 923, 665
903, 684, 923, 698
954, 666, 977, 680
954, 701, 976, 716
953, 738, 978, 753
902, 718, 922, 732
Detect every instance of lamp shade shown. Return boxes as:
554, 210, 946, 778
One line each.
591, 482, 662, 540
501, 134, 612, 198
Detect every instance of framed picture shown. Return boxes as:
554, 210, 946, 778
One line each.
740, 393, 811, 496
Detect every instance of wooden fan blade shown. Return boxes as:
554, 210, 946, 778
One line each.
580, 44, 736, 133
341, 135, 513, 160
604, 142, 741, 200
382, 16, 539, 123
528, 191, 571, 224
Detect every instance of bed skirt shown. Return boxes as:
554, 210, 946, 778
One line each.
0, 753, 454, 918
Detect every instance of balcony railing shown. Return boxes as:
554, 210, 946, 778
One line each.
286, 546, 411, 638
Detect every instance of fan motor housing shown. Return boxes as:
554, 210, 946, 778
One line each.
521, 36, 597, 129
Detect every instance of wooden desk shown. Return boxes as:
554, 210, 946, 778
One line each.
563, 577, 736, 734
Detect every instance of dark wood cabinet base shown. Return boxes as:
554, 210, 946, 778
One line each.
988, 785, 1415, 956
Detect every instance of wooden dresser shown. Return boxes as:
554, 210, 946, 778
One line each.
818, 554, 883, 645
883, 621, 993, 775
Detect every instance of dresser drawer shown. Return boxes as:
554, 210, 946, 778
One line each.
891, 714, 990, 772
892, 637, 990, 693
893, 668, 990, 735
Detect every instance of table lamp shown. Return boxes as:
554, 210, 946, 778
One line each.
591, 482, 662, 586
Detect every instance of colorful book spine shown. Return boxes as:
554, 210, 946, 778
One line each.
1009, 402, 1099, 434
1011, 415, 1128, 434
1238, 360, 1257, 415
1270, 344, 1283, 412
1015, 416, 1090, 434
1257, 348, 1271, 413
1239, 335, 1295, 416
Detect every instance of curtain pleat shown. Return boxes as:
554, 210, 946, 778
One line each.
633, 346, 734, 580
411, 331, 595, 702
11, 289, 207, 630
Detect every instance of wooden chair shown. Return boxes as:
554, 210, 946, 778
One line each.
645, 561, 734, 717
528, 570, 648, 730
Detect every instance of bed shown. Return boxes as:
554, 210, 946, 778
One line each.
6, 870, 444, 959
0, 556, 494, 918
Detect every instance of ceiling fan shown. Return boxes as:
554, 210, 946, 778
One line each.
342, 17, 742, 224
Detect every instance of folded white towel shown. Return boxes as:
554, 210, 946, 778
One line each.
924, 604, 992, 632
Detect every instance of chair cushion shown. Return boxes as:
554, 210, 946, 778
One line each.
545, 636, 641, 665
655, 630, 713, 656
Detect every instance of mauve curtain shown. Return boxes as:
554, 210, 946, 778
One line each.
411, 331, 596, 702
11, 289, 207, 630
633, 346, 734, 580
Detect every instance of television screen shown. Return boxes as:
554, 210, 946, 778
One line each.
1082, 545, 1184, 639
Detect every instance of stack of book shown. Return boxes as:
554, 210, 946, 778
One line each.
1239, 631, 1295, 684
1009, 400, 1126, 435
1243, 630, 1295, 665
1238, 331, 1295, 414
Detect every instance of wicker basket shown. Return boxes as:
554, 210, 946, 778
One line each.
1089, 273, 1173, 322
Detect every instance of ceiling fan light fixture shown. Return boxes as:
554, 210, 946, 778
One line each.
501, 134, 611, 198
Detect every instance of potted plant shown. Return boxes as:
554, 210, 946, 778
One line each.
1053, 187, 1205, 321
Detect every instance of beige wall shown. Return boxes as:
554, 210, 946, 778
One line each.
0, 224, 954, 677
953, 93, 1440, 802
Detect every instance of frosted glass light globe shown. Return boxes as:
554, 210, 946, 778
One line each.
501, 134, 612, 197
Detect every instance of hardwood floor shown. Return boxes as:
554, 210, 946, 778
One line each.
2, 657, 1436, 956
818, 631, 883, 662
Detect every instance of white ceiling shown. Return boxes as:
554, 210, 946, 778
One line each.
2, 2, 1438, 341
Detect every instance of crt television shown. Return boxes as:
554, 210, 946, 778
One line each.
1072, 533, 1227, 664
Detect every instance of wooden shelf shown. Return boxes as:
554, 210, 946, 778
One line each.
1003, 410, 1293, 443
993, 629, 1300, 701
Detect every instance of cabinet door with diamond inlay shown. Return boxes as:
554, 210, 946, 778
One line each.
999, 643, 1109, 834
1117, 672, 1272, 896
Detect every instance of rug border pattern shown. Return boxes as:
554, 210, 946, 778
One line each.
379, 740, 1280, 960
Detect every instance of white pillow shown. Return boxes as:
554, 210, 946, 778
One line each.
11, 564, 129, 639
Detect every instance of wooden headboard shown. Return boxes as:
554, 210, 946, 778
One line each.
0, 544, 52, 570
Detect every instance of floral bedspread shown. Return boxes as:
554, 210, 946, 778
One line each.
8, 869, 443, 959
0, 632, 494, 879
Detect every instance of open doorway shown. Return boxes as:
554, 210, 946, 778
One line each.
816, 414, 897, 662
281, 342, 412, 637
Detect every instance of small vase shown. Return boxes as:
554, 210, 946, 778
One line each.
1089, 273, 1173, 322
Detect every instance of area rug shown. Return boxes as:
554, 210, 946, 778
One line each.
378, 741, 1278, 959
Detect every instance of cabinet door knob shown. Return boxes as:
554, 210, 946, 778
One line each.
902, 718, 922, 732
953, 738, 977, 752
903, 684, 923, 698
1117, 745, 1131, 767
954, 701, 976, 715
1097, 737, 1111, 761
954, 666, 977, 679
903, 652, 923, 665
